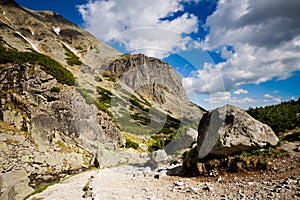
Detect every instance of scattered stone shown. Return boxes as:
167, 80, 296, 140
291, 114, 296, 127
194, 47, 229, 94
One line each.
208, 169, 218, 177
247, 182, 255, 186
174, 181, 184, 187
151, 149, 168, 163
203, 183, 213, 191
189, 187, 199, 194
216, 176, 222, 183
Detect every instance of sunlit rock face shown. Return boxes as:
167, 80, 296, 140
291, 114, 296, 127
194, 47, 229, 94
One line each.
197, 104, 279, 158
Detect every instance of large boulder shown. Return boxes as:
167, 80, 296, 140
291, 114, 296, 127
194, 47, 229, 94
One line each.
165, 128, 198, 155
197, 105, 279, 158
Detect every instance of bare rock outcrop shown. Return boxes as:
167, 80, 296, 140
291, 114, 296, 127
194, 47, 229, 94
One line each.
105, 54, 204, 122
0, 63, 124, 200
106, 54, 188, 103
197, 105, 279, 158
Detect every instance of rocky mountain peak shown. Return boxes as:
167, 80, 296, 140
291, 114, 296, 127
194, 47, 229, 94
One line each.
105, 54, 187, 103
102, 53, 204, 122
0, 2, 121, 70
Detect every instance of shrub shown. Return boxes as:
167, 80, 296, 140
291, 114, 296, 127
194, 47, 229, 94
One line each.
125, 139, 139, 150
62, 44, 82, 66
50, 86, 60, 93
0, 43, 75, 86
102, 71, 116, 82
95, 86, 114, 117
94, 76, 102, 82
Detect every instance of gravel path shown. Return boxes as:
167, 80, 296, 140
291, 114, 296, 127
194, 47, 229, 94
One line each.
28, 165, 300, 200
28, 142, 300, 200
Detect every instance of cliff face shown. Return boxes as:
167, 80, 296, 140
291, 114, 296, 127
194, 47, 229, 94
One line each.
0, 61, 128, 199
105, 54, 203, 122
107, 54, 188, 103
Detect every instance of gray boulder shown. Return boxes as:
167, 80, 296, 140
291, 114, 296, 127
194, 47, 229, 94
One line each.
197, 105, 279, 158
151, 149, 168, 163
0, 170, 34, 200
165, 128, 198, 155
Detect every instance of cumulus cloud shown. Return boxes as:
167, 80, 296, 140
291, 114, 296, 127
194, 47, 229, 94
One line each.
185, 0, 300, 95
204, 91, 230, 104
234, 89, 248, 95
78, 0, 198, 58
203, 92, 282, 108
263, 94, 281, 103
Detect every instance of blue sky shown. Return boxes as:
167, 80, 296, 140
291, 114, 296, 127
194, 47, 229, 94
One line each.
16, 0, 300, 110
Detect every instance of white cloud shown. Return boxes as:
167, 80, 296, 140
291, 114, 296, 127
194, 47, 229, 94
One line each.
204, 91, 230, 104
263, 94, 281, 103
263, 94, 273, 99
78, 0, 198, 58
229, 97, 256, 104
183, 62, 226, 94
186, 0, 300, 95
234, 89, 248, 95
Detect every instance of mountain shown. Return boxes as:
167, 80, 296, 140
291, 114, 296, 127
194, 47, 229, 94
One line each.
0, 1, 204, 199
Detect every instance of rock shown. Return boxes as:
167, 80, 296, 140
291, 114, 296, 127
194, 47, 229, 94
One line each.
203, 183, 213, 191
33, 153, 45, 164
66, 153, 84, 170
105, 54, 204, 122
197, 105, 279, 158
153, 170, 167, 179
174, 180, 184, 187
2, 110, 23, 130
165, 128, 198, 155
190, 186, 199, 194
0, 142, 8, 152
151, 149, 168, 163
107, 54, 188, 103
45, 152, 65, 167
0, 170, 34, 200
216, 176, 222, 183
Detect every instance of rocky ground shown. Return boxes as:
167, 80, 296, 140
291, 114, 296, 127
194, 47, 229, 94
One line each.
28, 139, 300, 200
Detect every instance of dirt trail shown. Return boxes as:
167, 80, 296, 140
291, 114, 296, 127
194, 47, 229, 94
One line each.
29, 141, 300, 200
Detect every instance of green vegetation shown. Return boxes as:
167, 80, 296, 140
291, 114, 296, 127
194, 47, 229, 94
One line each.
50, 86, 60, 93
94, 76, 102, 82
125, 138, 139, 150
24, 182, 58, 199
0, 43, 75, 86
95, 86, 113, 117
102, 71, 116, 82
75, 46, 83, 50
129, 95, 151, 112
247, 98, 300, 134
62, 44, 82, 66
148, 115, 181, 152
183, 145, 289, 176
130, 113, 151, 125
76, 88, 94, 105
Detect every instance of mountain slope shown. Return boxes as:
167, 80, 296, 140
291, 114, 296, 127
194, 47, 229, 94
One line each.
0, 0, 121, 69
0, 1, 204, 199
